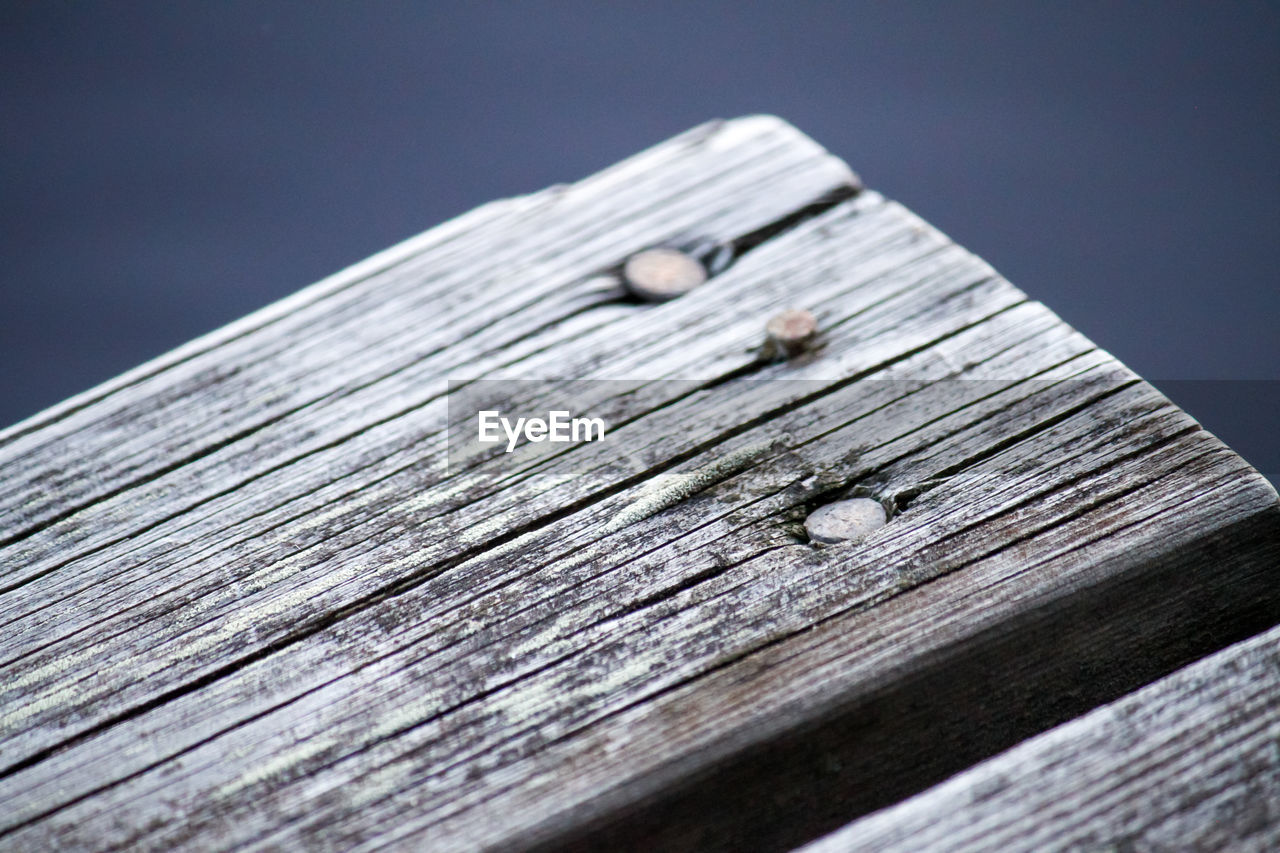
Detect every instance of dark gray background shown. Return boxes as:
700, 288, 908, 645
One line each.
2, 2, 1276, 480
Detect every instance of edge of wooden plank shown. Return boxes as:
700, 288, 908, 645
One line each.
798, 619, 1280, 852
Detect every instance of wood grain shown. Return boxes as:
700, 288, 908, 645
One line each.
801, 622, 1280, 852
1, 115, 1276, 851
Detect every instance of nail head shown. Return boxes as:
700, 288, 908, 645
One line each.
765, 308, 818, 358
804, 498, 887, 545
623, 248, 707, 302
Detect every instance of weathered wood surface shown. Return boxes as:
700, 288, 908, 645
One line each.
1, 116, 1277, 851
801, 621, 1280, 853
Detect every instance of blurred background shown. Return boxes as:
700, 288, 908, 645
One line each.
1, 1, 1276, 481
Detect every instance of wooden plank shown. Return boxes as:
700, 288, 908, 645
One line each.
800, 622, 1280, 853
1, 116, 1276, 851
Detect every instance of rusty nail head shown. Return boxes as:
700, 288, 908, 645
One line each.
623, 248, 707, 302
766, 308, 818, 358
804, 498, 886, 545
